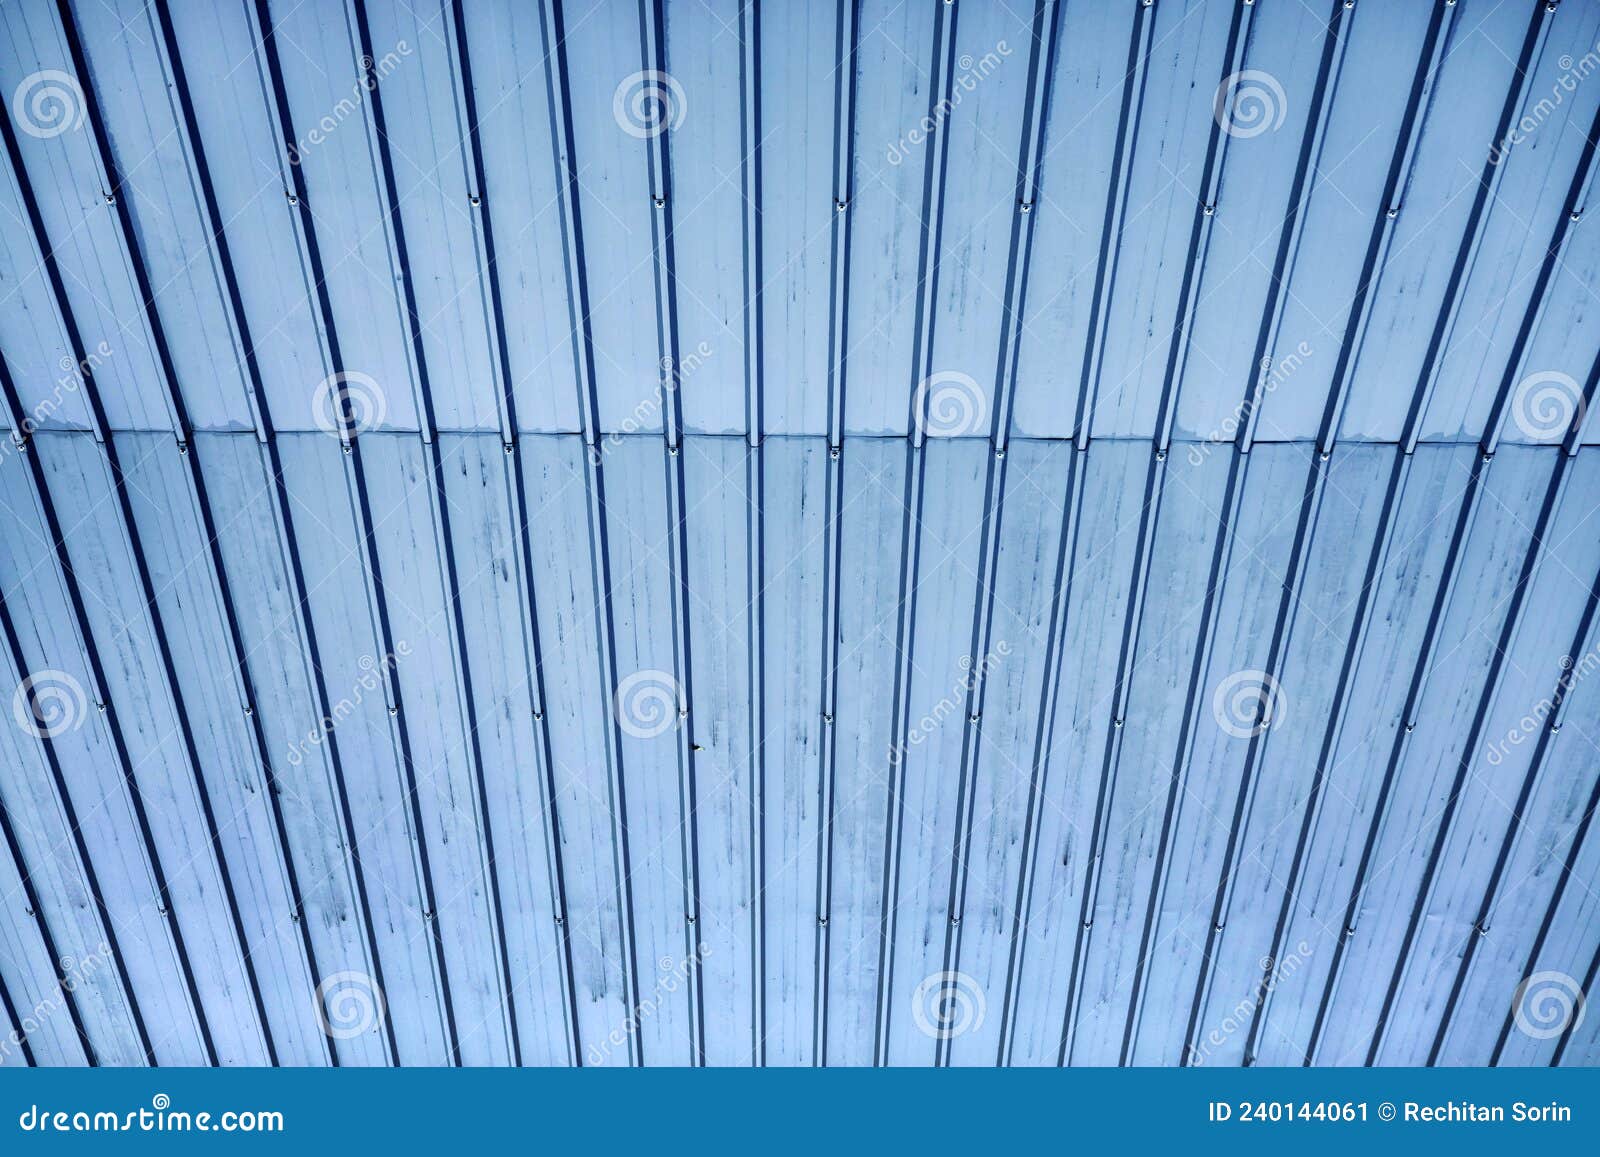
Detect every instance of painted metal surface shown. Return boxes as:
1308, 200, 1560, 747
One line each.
0, 0, 1596, 1068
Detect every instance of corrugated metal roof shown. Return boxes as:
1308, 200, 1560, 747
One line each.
0, 0, 1596, 1067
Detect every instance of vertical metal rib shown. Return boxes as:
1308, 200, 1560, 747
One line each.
936, 0, 1060, 1069
348, 0, 520, 1064
637, 0, 707, 1066
0, 944, 33, 1065
995, 444, 1085, 1065
1550, 937, 1600, 1066
250, 0, 456, 1062
445, 0, 582, 1066
871, 0, 959, 1066
1072, 0, 1156, 449
739, 0, 770, 1068
744, 8, 772, 1072
1057, 0, 1257, 1065
811, 0, 854, 1066
537, 0, 644, 1064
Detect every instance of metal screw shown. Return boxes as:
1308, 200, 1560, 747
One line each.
504, 442, 514, 454
668, 443, 679, 456
388, 704, 398, 716
822, 713, 834, 724
1202, 203, 1215, 216
1019, 200, 1033, 213
1386, 207, 1399, 219
1155, 449, 1166, 462
835, 199, 848, 212
829, 445, 841, 460
653, 195, 666, 208
1572, 210, 1583, 223
469, 194, 481, 207
287, 192, 298, 205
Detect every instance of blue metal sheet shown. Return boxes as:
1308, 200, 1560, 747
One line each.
0, 0, 1597, 1071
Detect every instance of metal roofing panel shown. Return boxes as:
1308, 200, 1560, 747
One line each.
1, 0, 1597, 1072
